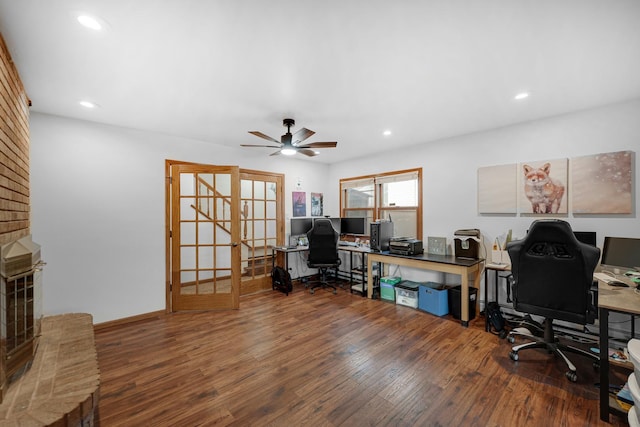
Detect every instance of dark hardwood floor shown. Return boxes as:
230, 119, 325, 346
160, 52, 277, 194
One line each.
94, 284, 628, 426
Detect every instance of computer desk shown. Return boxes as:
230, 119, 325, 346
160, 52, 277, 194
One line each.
366, 252, 484, 326
598, 276, 640, 422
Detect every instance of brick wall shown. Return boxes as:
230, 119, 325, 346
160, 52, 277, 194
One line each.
0, 32, 30, 246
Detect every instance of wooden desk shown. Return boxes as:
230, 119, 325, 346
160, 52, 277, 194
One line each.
366, 252, 483, 326
598, 277, 640, 422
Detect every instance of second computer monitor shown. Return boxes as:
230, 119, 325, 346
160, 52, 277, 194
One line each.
601, 236, 640, 272
290, 218, 313, 236
341, 217, 366, 235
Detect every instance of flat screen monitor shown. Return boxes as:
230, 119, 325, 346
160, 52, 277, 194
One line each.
601, 237, 640, 272
314, 217, 341, 234
341, 217, 366, 235
290, 218, 312, 236
573, 231, 597, 247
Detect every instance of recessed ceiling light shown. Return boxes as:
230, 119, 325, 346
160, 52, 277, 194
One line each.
79, 100, 98, 109
514, 92, 530, 100
77, 15, 102, 31
383, 130, 392, 136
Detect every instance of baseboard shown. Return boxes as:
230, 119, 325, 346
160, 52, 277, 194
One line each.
93, 309, 167, 331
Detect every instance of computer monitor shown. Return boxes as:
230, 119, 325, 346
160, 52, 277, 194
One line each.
290, 218, 312, 236
341, 217, 366, 235
601, 237, 640, 272
314, 217, 341, 234
573, 231, 597, 247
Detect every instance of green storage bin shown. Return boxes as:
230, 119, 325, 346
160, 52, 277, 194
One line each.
380, 282, 396, 301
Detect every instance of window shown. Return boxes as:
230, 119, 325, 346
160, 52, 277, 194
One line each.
340, 168, 422, 239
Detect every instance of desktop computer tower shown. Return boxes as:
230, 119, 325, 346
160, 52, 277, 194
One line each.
370, 221, 393, 252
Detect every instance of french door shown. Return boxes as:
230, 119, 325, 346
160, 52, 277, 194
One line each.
169, 162, 241, 311
166, 161, 284, 311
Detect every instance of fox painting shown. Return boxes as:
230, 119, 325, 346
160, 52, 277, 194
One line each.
523, 163, 565, 214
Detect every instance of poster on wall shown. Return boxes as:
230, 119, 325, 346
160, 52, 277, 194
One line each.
571, 150, 634, 214
292, 191, 306, 217
477, 164, 517, 214
517, 158, 568, 215
311, 192, 323, 216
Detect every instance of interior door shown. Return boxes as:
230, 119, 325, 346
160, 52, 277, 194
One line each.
170, 163, 241, 311
239, 170, 284, 295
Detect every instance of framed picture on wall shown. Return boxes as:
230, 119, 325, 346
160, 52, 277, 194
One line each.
292, 191, 306, 217
571, 150, 633, 214
311, 192, 323, 216
518, 158, 568, 215
477, 164, 517, 214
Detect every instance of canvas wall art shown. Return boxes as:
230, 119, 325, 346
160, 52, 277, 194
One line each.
292, 191, 306, 217
477, 164, 517, 214
571, 150, 634, 214
311, 192, 323, 216
517, 158, 568, 215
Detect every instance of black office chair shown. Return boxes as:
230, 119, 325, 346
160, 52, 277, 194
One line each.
306, 218, 341, 294
506, 219, 600, 382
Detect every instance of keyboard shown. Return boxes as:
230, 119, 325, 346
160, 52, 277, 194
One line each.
594, 271, 617, 284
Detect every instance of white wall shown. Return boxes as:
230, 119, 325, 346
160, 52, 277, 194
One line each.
29, 113, 330, 323
328, 99, 640, 284
30, 99, 640, 323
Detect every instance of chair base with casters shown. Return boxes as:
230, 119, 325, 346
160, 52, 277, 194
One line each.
308, 264, 339, 294
508, 317, 599, 382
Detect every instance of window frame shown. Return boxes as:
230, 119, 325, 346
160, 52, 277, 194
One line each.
339, 168, 422, 239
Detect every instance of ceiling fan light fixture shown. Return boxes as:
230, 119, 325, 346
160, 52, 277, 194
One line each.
281, 148, 297, 156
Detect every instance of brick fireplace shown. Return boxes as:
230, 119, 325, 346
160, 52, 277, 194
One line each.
0, 235, 43, 403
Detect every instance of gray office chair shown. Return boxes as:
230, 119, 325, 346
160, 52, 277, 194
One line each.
506, 219, 600, 382
306, 218, 341, 294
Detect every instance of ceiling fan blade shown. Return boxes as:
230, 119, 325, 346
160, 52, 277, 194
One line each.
269, 151, 282, 156
240, 144, 282, 148
298, 149, 318, 157
292, 127, 315, 144
296, 141, 337, 149
249, 131, 280, 144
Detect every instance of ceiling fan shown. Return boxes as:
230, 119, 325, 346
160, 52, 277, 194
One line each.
241, 118, 338, 157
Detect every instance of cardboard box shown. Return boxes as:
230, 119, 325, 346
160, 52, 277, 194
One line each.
418, 282, 449, 316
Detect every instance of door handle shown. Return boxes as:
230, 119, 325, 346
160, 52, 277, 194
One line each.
232, 242, 239, 247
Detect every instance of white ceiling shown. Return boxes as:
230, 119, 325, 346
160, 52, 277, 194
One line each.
1, 0, 639, 164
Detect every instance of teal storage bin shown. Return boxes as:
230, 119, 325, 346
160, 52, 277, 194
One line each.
418, 282, 449, 316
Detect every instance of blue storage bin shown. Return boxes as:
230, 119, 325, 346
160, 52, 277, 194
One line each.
418, 282, 449, 316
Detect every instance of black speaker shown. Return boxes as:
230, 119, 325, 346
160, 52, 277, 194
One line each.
370, 221, 393, 252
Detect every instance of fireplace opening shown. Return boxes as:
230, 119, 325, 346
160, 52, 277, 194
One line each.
0, 235, 43, 402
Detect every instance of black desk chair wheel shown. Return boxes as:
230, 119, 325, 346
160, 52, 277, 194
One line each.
306, 218, 341, 294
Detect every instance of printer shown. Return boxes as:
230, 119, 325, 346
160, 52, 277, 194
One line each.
389, 238, 424, 256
